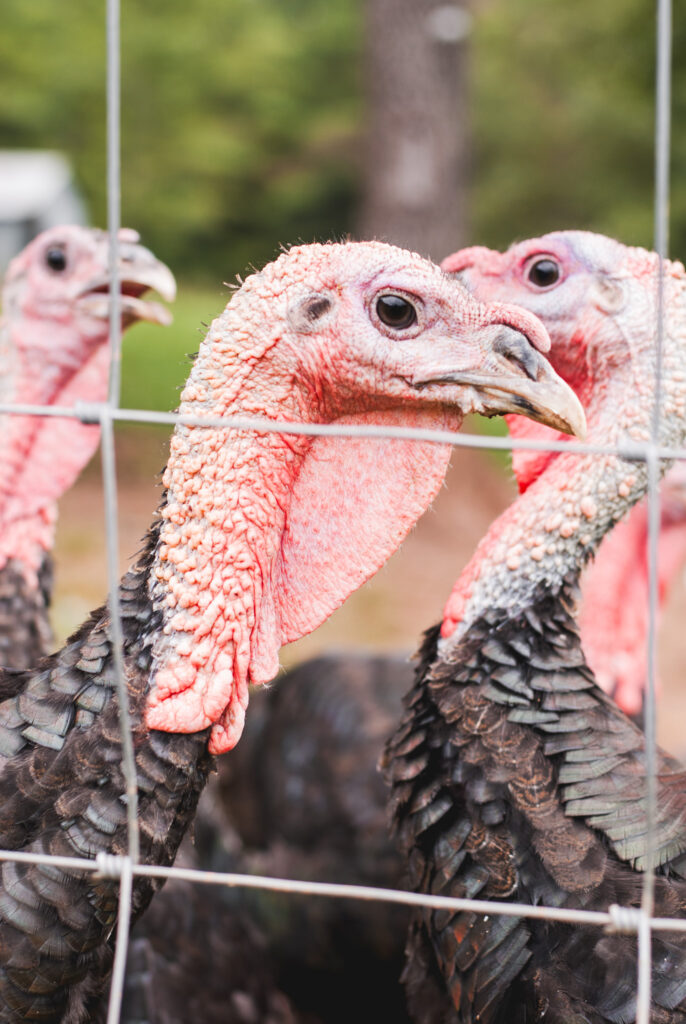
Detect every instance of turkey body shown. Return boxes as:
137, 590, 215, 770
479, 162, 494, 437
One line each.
0, 556, 53, 669
116, 878, 306, 1024
386, 590, 686, 1024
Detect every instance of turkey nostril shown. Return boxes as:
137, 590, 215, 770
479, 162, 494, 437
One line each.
493, 328, 540, 381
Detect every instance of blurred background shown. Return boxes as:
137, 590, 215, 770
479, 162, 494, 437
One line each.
2, 0, 686, 751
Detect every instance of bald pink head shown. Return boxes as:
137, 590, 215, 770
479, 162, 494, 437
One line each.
0, 225, 175, 577
444, 230, 683, 394
143, 239, 584, 753
442, 231, 686, 709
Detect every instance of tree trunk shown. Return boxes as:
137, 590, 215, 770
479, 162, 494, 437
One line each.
358, 0, 471, 262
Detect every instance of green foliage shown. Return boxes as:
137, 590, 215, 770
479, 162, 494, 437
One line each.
0, 0, 361, 282
1, 0, 685, 282
120, 284, 226, 411
470, 0, 686, 257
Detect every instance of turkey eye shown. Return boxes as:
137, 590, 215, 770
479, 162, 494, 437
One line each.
376, 294, 417, 329
45, 246, 67, 272
527, 258, 560, 289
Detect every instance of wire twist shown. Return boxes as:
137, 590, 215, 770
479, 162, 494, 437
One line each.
95, 852, 125, 880
606, 905, 645, 935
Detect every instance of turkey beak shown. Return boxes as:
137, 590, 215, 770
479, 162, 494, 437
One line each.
412, 327, 587, 439
76, 241, 177, 326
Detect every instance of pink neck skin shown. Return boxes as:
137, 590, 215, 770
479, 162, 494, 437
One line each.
577, 467, 686, 714
145, 312, 458, 755
0, 319, 108, 584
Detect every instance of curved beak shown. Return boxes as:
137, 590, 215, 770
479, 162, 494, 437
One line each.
76, 235, 176, 326
409, 326, 587, 439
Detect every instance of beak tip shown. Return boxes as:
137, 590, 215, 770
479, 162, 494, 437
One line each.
566, 393, 587, 440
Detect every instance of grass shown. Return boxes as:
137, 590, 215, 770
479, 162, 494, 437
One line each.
120, 282, 230, 412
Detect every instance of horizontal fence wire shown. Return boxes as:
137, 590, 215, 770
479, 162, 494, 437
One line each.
0, 0, 675, 1019
0, 399, 684, 461
4, 846, 686, 937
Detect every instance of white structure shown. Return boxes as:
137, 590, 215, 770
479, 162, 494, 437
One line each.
0, 151, 88, 272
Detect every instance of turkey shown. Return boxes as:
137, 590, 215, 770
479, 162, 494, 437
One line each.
384, 231, 686, 1023
0, 239, 583, 1023
0, 225, 175, 668
444, 238, 686, 717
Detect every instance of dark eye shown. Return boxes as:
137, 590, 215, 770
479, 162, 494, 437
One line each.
526, 257, 560, 289
376, 294, 417, 329
45, 246, 67, 272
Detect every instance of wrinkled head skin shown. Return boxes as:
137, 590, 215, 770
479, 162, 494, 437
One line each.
441, 232, 686, 694
443, 230, 685, 479
144, 240, 584, 754
0, 225, 175, 577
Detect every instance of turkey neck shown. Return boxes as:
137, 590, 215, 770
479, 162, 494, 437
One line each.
145, 321, 315, 753
442, 278, 686, 642
0, 323, 109, 582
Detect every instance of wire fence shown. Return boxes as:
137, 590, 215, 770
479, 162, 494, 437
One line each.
0, 0, 678, 1022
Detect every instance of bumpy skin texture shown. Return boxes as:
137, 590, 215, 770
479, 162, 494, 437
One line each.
0, 225, 175, 668
0, 240, 579, 1022
443, 234, 686, 714
384, 233, 686, 1023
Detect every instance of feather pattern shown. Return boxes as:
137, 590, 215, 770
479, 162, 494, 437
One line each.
384, 580, 686, 1024
0, 520, 212, 1023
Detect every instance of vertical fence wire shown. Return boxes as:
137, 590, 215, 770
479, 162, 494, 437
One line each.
104, 856, 134, 1024
637, 1, 673, 1021
105, 0, 138, 1018
106, 0, 122, 410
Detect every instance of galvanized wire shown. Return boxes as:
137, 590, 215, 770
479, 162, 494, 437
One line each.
99, 407, 140, 868
105, 856, 134, 1024
104, 1, 138, 1017
0, 399, 685, 462
107, 0, 122, 411
637, 0, 673, 1021
4, 844, 686, 936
